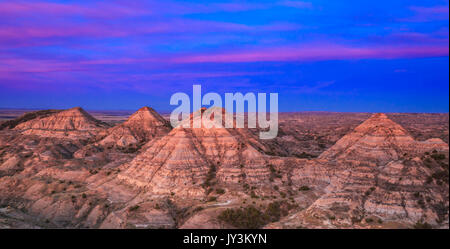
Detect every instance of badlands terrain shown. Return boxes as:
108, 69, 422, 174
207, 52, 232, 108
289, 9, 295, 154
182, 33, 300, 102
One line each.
0, 107, 448, 229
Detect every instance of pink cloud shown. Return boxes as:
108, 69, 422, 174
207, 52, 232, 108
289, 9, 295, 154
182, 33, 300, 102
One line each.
2, 43, 447, 75
0, 1, 151, 19
0, 58, 86, 73
0, 19, 303, 47
173, 44, 449, 63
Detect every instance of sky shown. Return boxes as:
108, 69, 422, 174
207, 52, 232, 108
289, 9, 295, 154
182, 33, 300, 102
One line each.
0, 0, 448, 112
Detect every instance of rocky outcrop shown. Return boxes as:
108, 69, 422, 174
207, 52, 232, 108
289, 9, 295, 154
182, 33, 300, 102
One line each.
99, 107, 171, 148
117, 107, 272, 198
14, 107, 109, 139
0, 109, 62, 130
0, 109, 448, 229
319, 113, 448, 164
270, 113, 449, 228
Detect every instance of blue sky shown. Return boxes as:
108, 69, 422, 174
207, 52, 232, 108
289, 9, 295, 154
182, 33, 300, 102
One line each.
0, 0, 448, 112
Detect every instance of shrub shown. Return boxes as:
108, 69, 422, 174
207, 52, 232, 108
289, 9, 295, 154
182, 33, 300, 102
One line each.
413, 222, 432, 229
208, 196, 217, 202
299, 186, 310, 191
203, 164, 217, 187
294, 152, 317, 159
417, 199, 425, 208
216, 188, 225, 195
431, 153, 446, 161
218, 206, 269, 229
266, 202, 282, 222
218, 201, 294, 229
193, 206, 204, 212
128, 205, 140, 212
431, 170, 449, 184
269, 164, 276, 173
268, 164, 282, 179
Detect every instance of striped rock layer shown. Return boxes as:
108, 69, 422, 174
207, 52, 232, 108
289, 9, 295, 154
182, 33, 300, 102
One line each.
99, 106, 171, 148
117, 108, 270, 197
14, 107, 108, 139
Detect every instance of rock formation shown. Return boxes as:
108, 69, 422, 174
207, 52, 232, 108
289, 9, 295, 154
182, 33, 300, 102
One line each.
0, 109, 448, 229
99, 106, 171, 148
319, 113, 448, 163
117, 107, 271, 198
14, 107, 109, 139
268, 113, 449, 228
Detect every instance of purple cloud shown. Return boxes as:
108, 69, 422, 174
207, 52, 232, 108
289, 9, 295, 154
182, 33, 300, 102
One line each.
173, 43, 449, 63
401, 5, 449, 22
0, 1, 151, 19
279, 1, 313, 9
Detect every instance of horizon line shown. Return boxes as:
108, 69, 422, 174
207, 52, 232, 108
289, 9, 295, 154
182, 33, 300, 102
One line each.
0, 107, 448, 115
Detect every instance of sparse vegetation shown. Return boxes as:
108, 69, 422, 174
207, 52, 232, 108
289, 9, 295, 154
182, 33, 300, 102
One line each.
294, 152, 317, 159
128, 205, 140, 212
218, 200, 295, 229
203, 164, 217, 188
299, 186, 310, 191
431, 153, 446, 161
413, 221, 432, 229
365, 218, 374, 223
218, 206, 268, 229
268, 164, 282, 180
193, 206, 204, 212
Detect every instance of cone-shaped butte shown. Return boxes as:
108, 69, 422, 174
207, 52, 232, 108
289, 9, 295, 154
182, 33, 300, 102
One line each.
99, 106, 171, 148
14, 107, 108, 139
117, 107, 271, 198
319, 113, 448, 164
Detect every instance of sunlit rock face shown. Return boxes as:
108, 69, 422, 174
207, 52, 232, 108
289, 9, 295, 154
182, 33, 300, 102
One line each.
14, 107, 109, 139
269, 114, 449, 229
117, 107, 272, 198
319, 113, 448, 164
99, 106, 171, 148
0, 109, 448, 228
